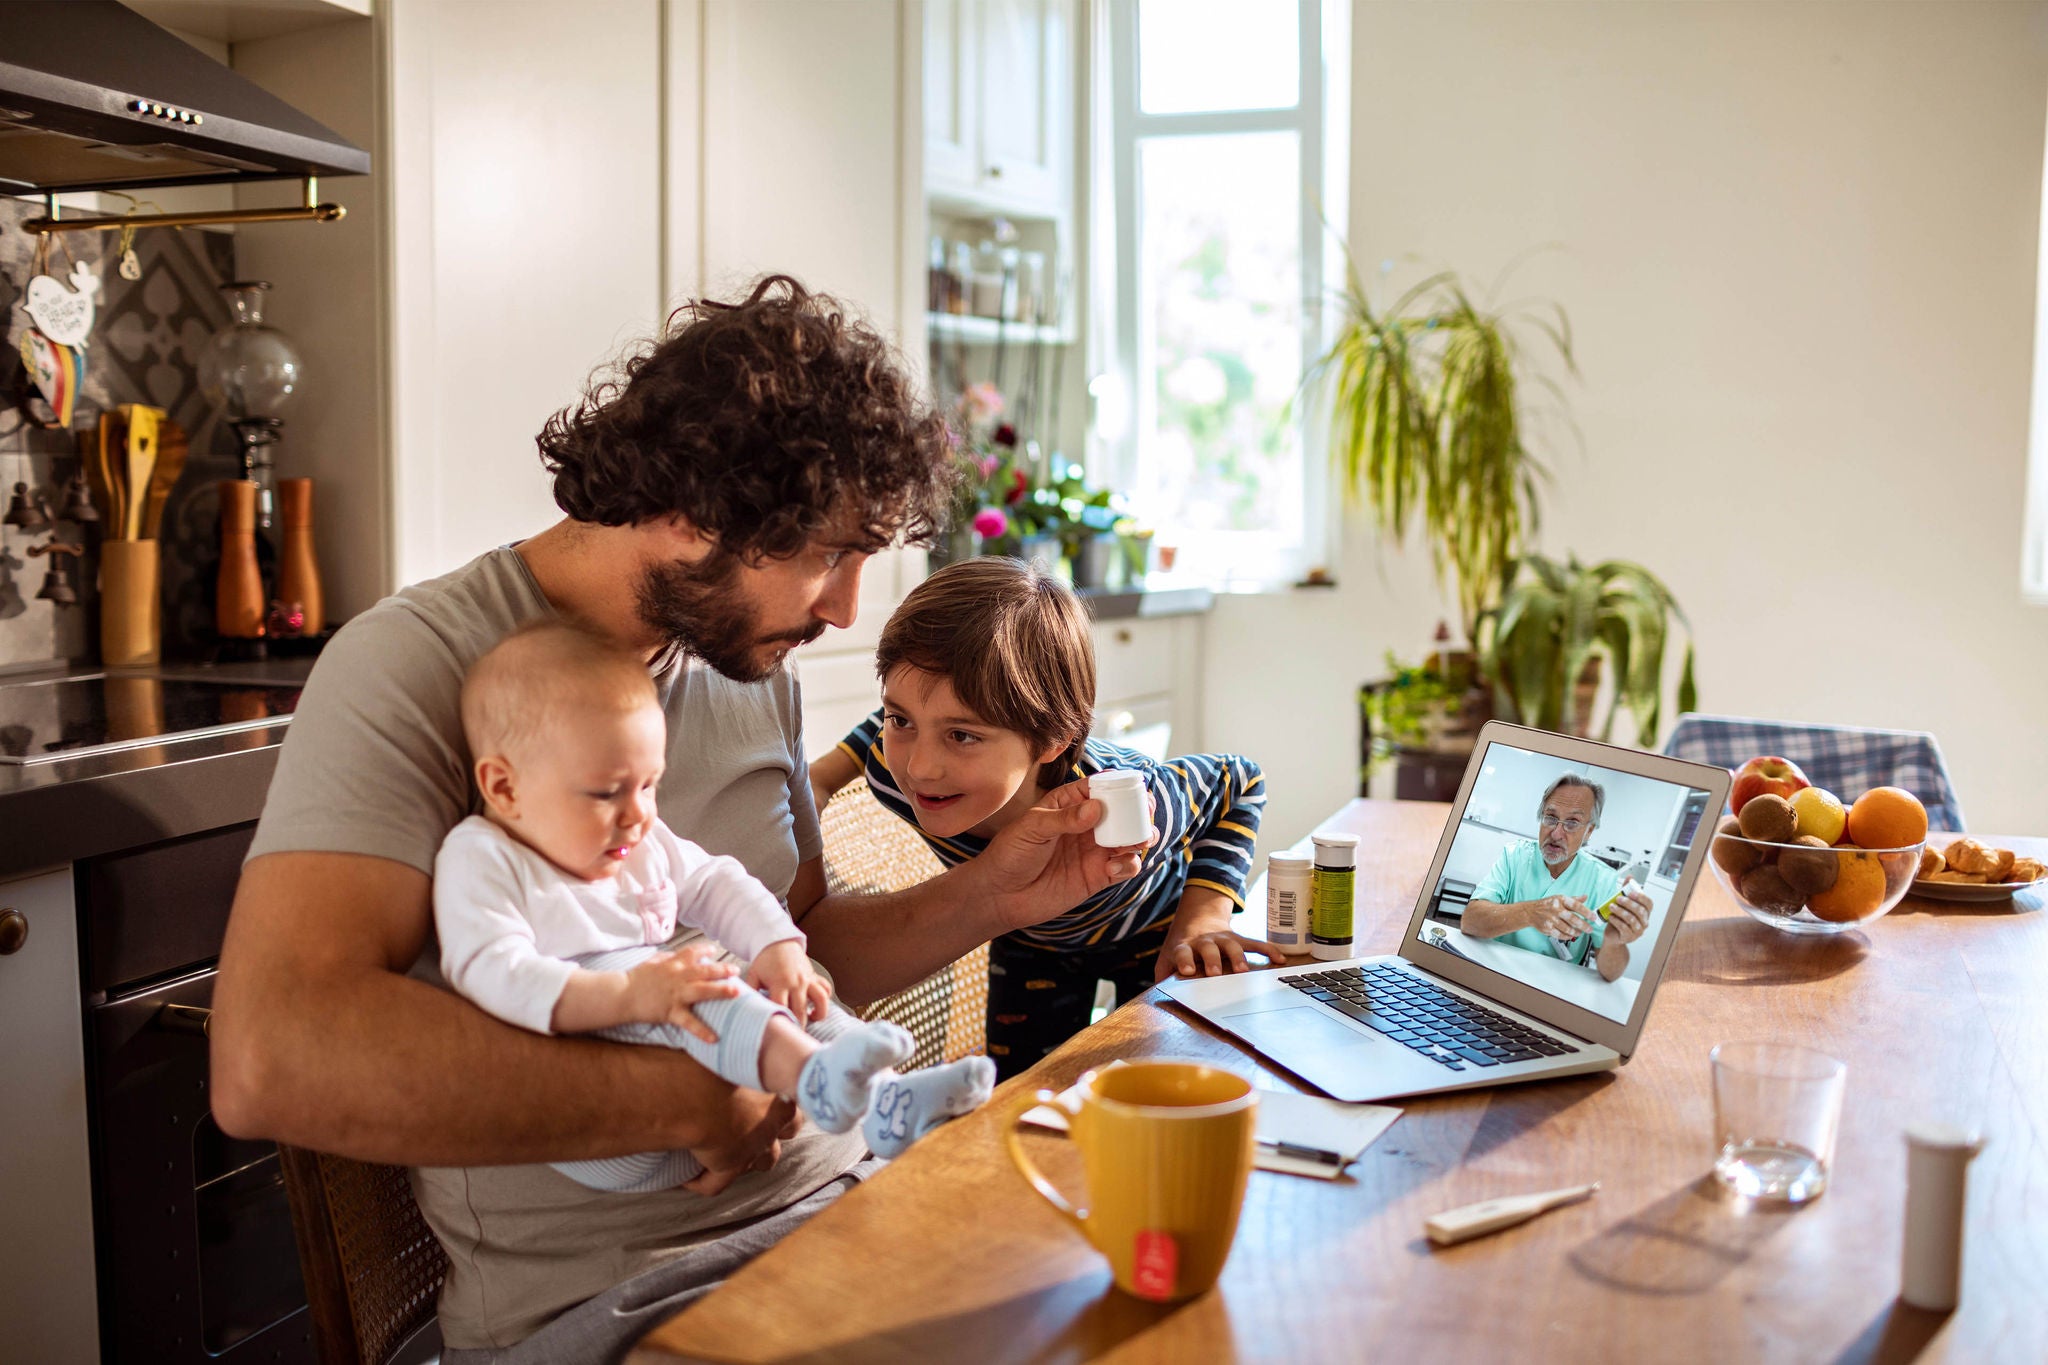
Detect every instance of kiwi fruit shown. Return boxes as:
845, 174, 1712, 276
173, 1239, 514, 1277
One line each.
1738, 793, 1799, 844
1739, 864, 1805, 916
1778, 835, 1839, 896
1711, 817, 1760, 877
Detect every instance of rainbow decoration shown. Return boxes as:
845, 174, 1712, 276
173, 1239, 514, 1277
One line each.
18, 328, 85, 429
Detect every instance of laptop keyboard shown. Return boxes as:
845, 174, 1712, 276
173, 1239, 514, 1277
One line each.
1282, 963, 1580, 1072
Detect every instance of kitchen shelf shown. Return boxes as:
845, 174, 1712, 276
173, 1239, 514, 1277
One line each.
926, 312, 1072, 346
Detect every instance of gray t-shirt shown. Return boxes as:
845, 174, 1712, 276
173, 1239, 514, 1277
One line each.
248, 546, 863, 1349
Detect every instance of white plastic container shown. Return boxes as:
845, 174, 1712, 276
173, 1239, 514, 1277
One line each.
1265, 853, 1313, 952
1091, 768, 1151, 847
1900, 1122, 1984, 1310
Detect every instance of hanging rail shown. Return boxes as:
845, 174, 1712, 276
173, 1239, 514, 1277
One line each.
22, 177, 344, 234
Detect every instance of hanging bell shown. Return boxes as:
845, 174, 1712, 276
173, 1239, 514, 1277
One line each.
35, 562, 76, 605
4, 483, 50, 531
58, 468, 99, 524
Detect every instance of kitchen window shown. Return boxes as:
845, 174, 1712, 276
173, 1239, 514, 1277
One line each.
1092, 0, 1348, 588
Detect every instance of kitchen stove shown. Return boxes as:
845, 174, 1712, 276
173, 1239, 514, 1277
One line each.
0, 672, 300, 764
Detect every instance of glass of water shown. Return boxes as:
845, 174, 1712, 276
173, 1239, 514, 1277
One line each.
1710, 1041, 1846, 1203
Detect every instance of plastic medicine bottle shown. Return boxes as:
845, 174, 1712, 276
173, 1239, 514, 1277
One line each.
1265, 852, 1314, 953
1309, 833, 1361, 960
1090, 769, 1151, 847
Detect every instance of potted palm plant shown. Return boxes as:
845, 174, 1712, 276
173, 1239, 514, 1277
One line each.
1475, 553, 1697, 746
1307, 263, 1575, 645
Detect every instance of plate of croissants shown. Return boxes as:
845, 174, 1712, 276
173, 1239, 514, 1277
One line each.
1912, 838, 2048, 902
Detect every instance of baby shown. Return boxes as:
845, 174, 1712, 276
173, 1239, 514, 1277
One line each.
433, 620, 995, 1192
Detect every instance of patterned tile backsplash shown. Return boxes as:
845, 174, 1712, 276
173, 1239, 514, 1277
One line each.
1, 195, 243, 672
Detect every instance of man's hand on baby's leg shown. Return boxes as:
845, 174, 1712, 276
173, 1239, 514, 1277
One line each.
625, 945, 742, 1044
864, 1056, 997, 1158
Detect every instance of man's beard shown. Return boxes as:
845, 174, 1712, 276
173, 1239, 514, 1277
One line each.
635, 553, 824, 683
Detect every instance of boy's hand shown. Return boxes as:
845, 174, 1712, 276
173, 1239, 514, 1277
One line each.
625, 945, 742, 1043
748, 939, 830, 1023
1154, 886, 1287, 982
1155, 928, 1293, 982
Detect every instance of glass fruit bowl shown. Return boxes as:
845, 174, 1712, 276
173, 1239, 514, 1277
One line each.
1707, 831, 1924, 935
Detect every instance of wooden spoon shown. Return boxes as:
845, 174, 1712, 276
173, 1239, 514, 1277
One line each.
94, 409, 124, 537
142, 418, 187, 541
120, 405, 161, 542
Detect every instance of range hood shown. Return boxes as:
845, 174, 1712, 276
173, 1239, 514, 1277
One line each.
0, 0, 369, 196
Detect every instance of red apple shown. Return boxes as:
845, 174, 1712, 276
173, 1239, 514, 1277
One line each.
1730, 756, 1811, 815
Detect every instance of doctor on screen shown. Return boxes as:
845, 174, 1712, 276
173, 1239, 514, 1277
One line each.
1461, 775, 1652, 982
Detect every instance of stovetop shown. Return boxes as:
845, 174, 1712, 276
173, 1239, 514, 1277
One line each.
0, 673, 301, 765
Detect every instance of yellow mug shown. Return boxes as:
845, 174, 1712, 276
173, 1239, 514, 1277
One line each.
1004, 1060, 1257, 1302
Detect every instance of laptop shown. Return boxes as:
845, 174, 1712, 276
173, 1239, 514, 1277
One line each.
1159, 721, 1730, 1103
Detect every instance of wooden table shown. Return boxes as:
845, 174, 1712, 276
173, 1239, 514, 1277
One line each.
634, 800, 2048, 1364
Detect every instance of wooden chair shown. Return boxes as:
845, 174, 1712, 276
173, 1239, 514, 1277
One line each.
820, 777, 989, 1069
276, 1145, 447, 1365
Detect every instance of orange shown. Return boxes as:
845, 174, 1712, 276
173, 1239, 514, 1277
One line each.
1807, 850, 1887, 921
1845, 786, 1928, 851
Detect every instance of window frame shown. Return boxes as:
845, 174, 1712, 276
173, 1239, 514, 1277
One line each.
1096, 0, 1347, 589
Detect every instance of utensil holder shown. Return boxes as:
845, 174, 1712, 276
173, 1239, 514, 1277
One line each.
100, 538, 161, 666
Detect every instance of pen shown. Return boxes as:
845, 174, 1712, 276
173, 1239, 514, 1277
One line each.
1257, 1138, 1346, 1165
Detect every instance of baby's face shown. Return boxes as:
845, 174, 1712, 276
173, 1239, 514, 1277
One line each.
880, 667, 1060, 840
493, 701, 667, 881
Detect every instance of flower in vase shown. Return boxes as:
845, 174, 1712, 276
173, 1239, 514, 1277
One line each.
960, 382, 1006, 429
971, 507, 1010, 539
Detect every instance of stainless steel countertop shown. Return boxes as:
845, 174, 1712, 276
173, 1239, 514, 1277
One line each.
0, 660, 310, 880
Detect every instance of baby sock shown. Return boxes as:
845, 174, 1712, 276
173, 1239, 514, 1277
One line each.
796, 1020, 915, 1134
862, 1055, 998, 1158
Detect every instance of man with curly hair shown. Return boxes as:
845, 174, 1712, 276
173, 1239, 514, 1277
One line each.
211, 277, 1143, 1361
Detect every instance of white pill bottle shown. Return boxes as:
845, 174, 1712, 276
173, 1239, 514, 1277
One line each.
1265, 852, 1314, 953
1090, 768, 1152, 847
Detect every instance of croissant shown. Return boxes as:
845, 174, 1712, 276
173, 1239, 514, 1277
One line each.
1945, 839, 2002, 876
2009, 857, 2045, 884
1917, 846, 1943, 878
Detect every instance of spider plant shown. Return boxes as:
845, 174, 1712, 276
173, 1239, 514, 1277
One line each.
1476, 553, 1698, 746
1306, 260, 1575, 643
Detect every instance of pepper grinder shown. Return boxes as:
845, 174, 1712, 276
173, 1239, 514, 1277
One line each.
216, 479, 266, 640
1900, 1122, 1985, 1311
276, 476, 323, 636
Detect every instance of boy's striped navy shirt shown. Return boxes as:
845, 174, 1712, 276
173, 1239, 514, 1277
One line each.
836, 709, 1265, 949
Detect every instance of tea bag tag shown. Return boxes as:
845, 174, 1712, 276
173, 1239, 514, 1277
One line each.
1130, 1229, 1178, 1302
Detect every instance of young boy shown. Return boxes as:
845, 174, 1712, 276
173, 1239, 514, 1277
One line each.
434, 621, 994, 1193
810, 557, 1279, 1080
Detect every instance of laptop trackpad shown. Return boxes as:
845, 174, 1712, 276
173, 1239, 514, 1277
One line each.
1226, 1002, 1373, 1063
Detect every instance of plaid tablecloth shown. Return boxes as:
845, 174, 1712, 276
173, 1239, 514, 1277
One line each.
1662, 713, 1968, 832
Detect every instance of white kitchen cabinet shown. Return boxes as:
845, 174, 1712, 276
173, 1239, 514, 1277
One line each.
925, 0, 1075, 217
1093, 612, 1204, 758
0, 866, 99, 1365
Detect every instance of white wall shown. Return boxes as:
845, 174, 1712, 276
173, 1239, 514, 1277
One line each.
1208, 1, 2048, 852
385, 0, 663, 585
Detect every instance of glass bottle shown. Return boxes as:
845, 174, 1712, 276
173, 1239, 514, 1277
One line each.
198, 281, 303, 559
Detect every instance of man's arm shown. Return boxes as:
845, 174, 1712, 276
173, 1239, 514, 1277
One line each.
791, 781, 1145, 1008
210, 851, 791, 1186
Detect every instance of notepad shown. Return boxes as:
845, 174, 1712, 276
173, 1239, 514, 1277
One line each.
1018, 1063, 1402, 1179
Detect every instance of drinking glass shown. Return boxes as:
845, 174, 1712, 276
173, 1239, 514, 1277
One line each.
1710, 1041, 1845, 1203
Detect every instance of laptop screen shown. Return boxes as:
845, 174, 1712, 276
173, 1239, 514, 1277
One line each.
1411, 739, 1716, 1024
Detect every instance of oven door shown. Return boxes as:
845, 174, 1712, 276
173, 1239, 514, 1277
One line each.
87, 969, 316, 1364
